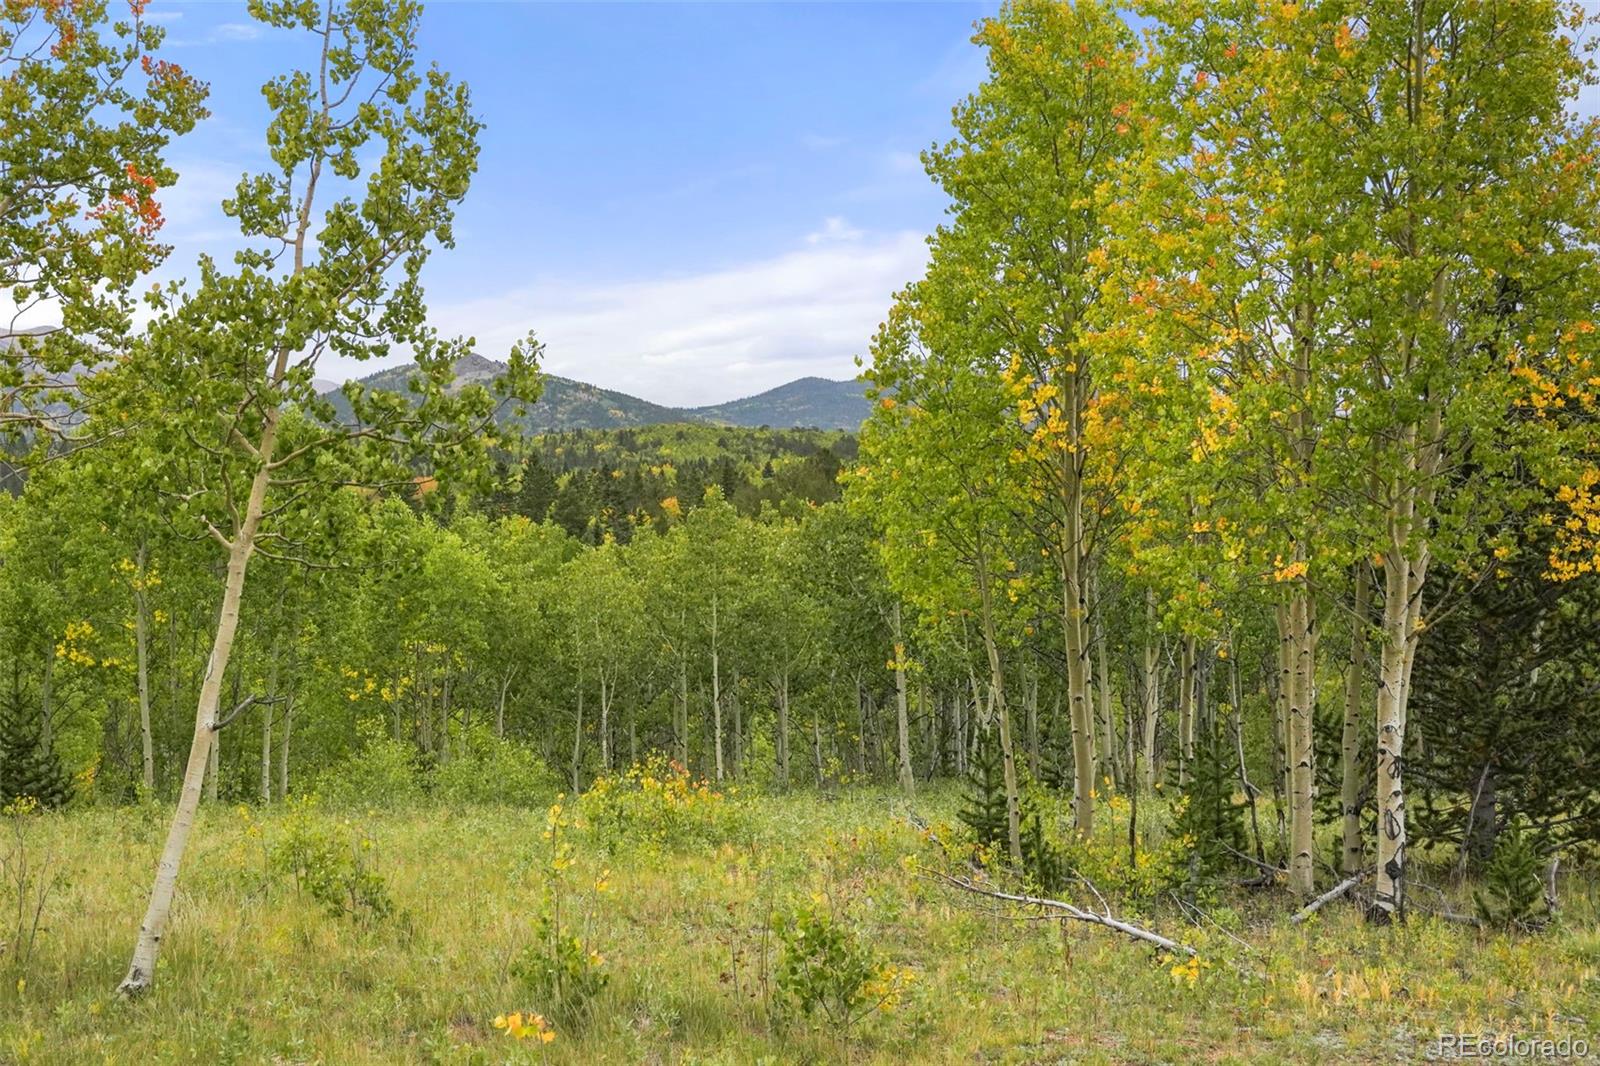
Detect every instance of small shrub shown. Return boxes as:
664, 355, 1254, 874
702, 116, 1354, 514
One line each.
957, 728, 1010, 848
511, 796, 610, 1028
315, 720, 420, 808
1168, 721, 1248, 900
431, 727, 557, 807
770, 902, 912, 1031
268, 797, 393, 923
1, 797, 67, 976
579, 754, 747, 851
0, 702, 70, 810
1020, 802, 1069, 895
491, 1009, 556, 1045
1474, 819, 1550, 930
510, 910, 610, 1027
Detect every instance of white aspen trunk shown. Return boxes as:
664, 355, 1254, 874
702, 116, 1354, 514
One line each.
438, 671, 452, 766
1375, 536, 1428, 920
39, 651, 53, 752
1095, 610, 1116, 790
495, 666, 515, 739
119, 418, 278, 995
206, 727, 219, 803
711, 591, 723, 783
260, 648, 277, 805
1272, 606, 1292, 854
571, 680, 584, 792
731, 673, 743, 779
1287, 583, 1316, 897
775, 669, 790, 789
891, 601, 914, 794
853, 678, 867, 776
1060, 534, 1096, 836
1025, 668, 1040, 781
952, 688, 966, 775
675, 650, 689, 769
1374, 553, 1410, 919
1177, 635, 1196, 786
133, 541, 155, 793
598, 673, 611, 772
810, 698, 823, 786
278, 691, 292, 801
1141, 591, 1160, 791
1340, 563, 1370, 875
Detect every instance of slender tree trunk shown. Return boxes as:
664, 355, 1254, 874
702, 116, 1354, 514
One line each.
260, 645, 277, 805
496, 666, 515, 739
1340, 563, 1371, 875
598, 673, 612, 772
1059, 536, 1096, 835
132, 541, 156, 793
891, 602, 914, 794
1025, 667, 1040, 781
278, 690, 292, 801
675, 650, 689, 769
211, 673, 233, 804
1375, 535, 1427, 919
1286, 582, 1316, 897
730, 671, 743, 779
119, 415, 280, 995
1229, 651, 1266, 864
711, 590, 724, 783
1270, 614, 1291, 863
39, 650, 54, 752
853, 676, 867, 776
1140, 592, 1160, 790
1177, 635, 1196, 785
775, 669, 790, 789
811, 696, 824, 786
438, 671, 452, 765
1095, 609, 1116, 790
571, 679, 584, 792
975, 541, 1022, 864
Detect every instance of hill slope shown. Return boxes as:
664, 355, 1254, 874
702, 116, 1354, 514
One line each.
323, 356, 870, 431
689, 375, 870, 429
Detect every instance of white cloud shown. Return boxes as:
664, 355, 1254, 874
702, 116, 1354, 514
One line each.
212, 22, 262, 42
805, 216, 864, 244
158, 159, 245, 248
327, 223, 929, 407
168, 21, 263, 47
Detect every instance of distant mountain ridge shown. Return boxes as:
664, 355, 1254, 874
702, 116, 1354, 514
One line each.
324, 355, 872, 431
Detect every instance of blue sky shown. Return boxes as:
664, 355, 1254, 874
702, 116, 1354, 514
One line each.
145, 1, 1002, 405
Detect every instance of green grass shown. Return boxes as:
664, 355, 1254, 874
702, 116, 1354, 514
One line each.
2, 786, 1597, 1064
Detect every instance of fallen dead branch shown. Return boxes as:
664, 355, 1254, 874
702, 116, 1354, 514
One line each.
1223, 843, 1284, 880
1289, 869, 1371, 925
929, 869, 1196, 956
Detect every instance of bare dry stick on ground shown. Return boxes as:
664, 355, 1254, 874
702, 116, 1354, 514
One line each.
929, 869, 1196, 956
1289, 869, 1371, 925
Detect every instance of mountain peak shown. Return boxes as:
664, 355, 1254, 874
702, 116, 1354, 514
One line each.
328, 358, 869, 431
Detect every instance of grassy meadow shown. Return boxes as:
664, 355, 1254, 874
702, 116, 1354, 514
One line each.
2, 776, 1597, 1065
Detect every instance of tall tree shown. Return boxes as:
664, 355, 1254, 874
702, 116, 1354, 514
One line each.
111, 0, 536, 995
914, 0, 1144, 835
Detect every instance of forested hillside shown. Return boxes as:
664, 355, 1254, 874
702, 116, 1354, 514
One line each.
324, 354, 872, 431
482, 424, 855, 542
3, 0, 1600, 1062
